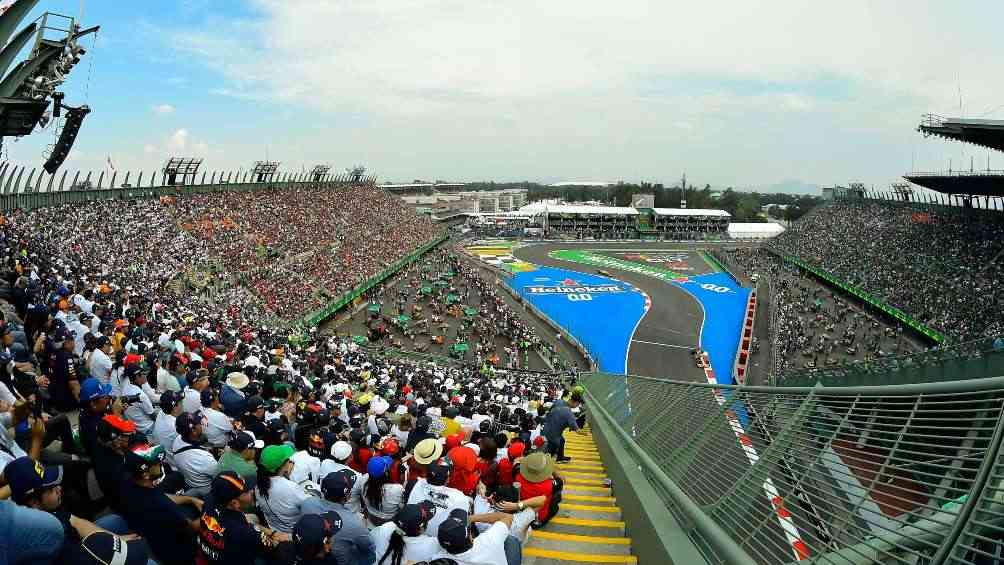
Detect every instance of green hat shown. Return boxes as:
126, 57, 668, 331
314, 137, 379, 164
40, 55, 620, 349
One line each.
260, 444, 295, 473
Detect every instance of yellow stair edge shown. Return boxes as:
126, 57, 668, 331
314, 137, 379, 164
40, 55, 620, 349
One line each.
564, 494, 615, 503
550, 516, 626, 529
523, 547, 638, 564
531, 530, 632, 545
561, 484, 610, 493
561, 470, 607, 478
561, 503, 621, 513
564, 478, 607, 487
558, 462, 605, 469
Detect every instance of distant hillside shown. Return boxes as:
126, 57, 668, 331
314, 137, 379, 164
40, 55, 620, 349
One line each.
753, 179, 821, 195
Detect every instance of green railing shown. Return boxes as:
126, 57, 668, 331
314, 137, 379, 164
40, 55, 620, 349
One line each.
302, 231, 449, 326
769, 251, 945, 344
777, 336, 1004, 388
581, 371, 1004, 564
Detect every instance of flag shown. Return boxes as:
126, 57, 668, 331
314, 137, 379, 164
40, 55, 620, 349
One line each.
106, 155, 116, 172
912, 212, 932, 224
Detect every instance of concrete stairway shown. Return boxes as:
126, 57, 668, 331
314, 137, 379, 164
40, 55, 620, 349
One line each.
523, 428, 638, 564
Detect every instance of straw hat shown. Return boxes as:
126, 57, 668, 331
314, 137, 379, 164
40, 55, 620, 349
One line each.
518, 452, 555, 483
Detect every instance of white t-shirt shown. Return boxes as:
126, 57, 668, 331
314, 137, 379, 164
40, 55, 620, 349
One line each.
151, 412, 178, 463
89, 349, 112, 384
406, 479, 473, 538
171, 435, 217, 491
256, 476, 310, 533
156, 368, 180, 394
355, 475, 405, 526
433, 521, 510, 565
473, 495, 535, 542
318, 460, 363, 513
289, 451, 321, 485
0, 413, 27, 474
122, 381, 156, 435
182, 387, 202, 415
370, 522, 442, 565
202, 407, 233, 448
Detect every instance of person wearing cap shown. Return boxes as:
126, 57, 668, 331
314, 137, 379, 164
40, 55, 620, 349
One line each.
540, 391, 585, 464
119, 443, 203, 565
406, 457, 473, 538
216, 430, 262, 482
183, 370, 211, 415
241, 395, 268, 439
319, 440, 364, 514
291, 512, 342, 564
77, 377, 123, 458
172, 411, 218, 497
370, 501, 443, 565
514, 451, 563, 527
301, 469, 375, 565
92, 415, 137, 512
196, 471, 291, 565
152, 390, 183, 462
289, 429, 324, 486
121, 365, 157, 436
200, 387, 233, 449
433, 508, 518, 565
356, 455, 405, 527
46, 325, 81, 412
88, 335, 114, 387
3, 456, 149, 565
255, 443, 310, 533
445, 446, 480, 498
220, 371, 249, 418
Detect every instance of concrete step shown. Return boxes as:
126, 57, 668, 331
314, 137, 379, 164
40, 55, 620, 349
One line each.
528, 530, 633, 555
563, 485, 611, 496
546, 516, 626, 536
523, 547, 638, 564
563, 477, 609, 488
557, 504, 623, 521
563, 494, 616, 505
561, 470, 607, 479
558, 462, 605, 471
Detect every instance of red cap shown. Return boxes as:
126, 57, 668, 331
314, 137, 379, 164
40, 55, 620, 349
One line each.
533, 436, 546, 448
380, 438, 400, 456
445, 433, 464, 451
507, 442, 526, 460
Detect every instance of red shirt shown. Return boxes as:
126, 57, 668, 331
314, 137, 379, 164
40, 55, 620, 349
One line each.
496, 458, 516, 487
348, 448, 373, 474
516, 476, 555, 522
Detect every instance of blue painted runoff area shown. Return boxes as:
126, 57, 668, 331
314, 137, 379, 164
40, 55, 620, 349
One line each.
671, 272, 751, 386
506, 266, 647, 374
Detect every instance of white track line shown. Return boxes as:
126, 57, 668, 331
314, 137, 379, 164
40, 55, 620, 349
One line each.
630, 339, 692, 349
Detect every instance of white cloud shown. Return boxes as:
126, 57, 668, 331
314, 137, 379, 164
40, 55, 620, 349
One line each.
156, 1, 1004, 186
152, 104, 176, 115
168, 129, 190, 152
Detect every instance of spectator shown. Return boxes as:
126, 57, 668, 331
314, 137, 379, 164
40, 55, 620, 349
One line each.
255, 444, 310, 534
370, 502, 443, 565
195, 471, 291, 564
172, 411, 218, 497
301, 469, 376, 565
216, 430, 262, 482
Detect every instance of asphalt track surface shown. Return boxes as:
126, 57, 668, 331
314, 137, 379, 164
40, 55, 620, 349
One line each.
514, 242, 713, 382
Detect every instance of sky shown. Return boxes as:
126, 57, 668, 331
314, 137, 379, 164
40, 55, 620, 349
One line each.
5, 0, 1004, 190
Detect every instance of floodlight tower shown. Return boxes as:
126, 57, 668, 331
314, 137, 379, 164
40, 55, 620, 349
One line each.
346, 165, 366, 183
890, 182, 913, 203
310, 164, 330, 182
0, 1, 100, 171
252, 160, 279, 183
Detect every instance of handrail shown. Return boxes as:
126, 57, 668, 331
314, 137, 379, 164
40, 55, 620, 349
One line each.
580, 370, 1004, 564
583, 385, 759, 565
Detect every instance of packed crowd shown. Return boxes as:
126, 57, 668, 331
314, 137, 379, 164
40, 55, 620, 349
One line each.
725, 247, 918, 376
0, 187, 588, 565
353, 248, 573, 372
770, 200, 1004, 342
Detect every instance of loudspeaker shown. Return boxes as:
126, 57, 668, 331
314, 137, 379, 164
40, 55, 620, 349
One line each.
43, 104, 89, 174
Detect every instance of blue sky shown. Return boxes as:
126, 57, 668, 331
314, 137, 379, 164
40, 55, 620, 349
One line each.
6, 0, 1004, 190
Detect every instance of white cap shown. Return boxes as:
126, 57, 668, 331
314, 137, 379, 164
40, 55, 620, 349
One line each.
243, 430, 265, 449
331, 441, 352, 460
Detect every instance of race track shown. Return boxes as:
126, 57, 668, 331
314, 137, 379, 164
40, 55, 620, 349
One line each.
514, 242, 717, 382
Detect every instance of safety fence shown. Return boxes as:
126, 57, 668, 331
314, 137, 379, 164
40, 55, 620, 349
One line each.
768, 250, 945, 345
777, 336, 1004, 388
302, 231, 449, 327
580, 371, 1004, 565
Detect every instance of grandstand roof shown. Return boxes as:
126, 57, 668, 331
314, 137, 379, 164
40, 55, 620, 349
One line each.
540, 204, 639, 215
918, 115, 1004, 153
727, 222, 785, 238
903, 171, 1004, 197
652, 208, 730, 218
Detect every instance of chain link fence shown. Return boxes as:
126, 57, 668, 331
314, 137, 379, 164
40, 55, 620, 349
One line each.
581, 372, 1004, 564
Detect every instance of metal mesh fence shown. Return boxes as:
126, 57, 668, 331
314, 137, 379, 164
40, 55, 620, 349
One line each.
581, 372, 1004, 564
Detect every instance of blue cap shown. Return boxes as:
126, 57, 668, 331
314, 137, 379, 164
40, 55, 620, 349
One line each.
9, 343, 30, 364
79, 377, 112, 402
366, 455, 393, 479
2, 457, 63, 502
293, 512, 343, 550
